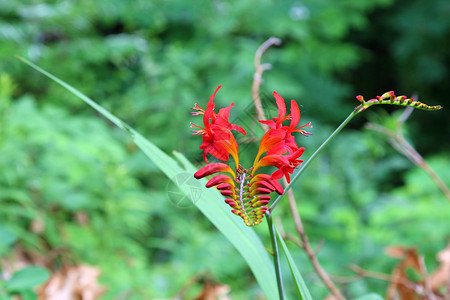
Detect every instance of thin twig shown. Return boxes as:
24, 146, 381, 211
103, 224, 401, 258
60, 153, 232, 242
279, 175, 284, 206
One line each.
284, 178, 346, 300
271, 111, 357, 210
418, 255, 437, 300
349, 265, 445, 300
350, 265, 417, 292
251, 37, 345, 300
365, 108, 450, 201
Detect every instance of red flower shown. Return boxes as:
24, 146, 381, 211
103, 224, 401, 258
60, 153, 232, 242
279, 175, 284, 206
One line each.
254, 92, 311, 162
252, 91, 310, 184
191, 85, 246, 165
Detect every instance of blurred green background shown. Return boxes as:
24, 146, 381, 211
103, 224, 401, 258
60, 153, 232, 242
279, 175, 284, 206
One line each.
1, 0, 449, 299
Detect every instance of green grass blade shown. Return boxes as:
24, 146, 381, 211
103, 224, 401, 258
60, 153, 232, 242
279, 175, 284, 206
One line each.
276, 228, 313, 300
18, 57, 278, 299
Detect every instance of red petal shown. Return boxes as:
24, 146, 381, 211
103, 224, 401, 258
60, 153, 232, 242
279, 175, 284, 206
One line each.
259, 119, 277, 129
231, 124, 247, 135
273, 91, 286, 125
289, 100, 300, 129
217, 103, 233, 121
209, 85, 222, 104
271, 169, 285, 181
258, 154, 289, 168
288, 147, 305, 160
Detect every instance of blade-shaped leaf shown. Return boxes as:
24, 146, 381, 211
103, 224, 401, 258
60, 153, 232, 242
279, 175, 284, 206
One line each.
18, 57, 278, 299
276, 228, 313, 300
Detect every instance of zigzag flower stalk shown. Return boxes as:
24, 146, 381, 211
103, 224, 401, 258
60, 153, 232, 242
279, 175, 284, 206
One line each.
354, 91, 442, 113
192, 86, 311, 226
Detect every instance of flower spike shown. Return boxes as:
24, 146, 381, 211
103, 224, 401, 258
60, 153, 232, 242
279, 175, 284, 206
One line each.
192, 87, 310, 226
354, 91, 442, 113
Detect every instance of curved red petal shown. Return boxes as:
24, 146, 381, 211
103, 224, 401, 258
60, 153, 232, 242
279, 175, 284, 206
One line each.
288, 147, 305, 159
258, 154, 289, 168
217, 103, 233, 121
209, 85, 222, 104
273, 91, 286, 124
231, 124, 247, 135
259, 119, 277, 129
290, 100, 300, 129
271, 169, 284, 180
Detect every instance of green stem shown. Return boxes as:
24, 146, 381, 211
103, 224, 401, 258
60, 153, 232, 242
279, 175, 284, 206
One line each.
270, 110, 357, 211
265, 211, 285, 300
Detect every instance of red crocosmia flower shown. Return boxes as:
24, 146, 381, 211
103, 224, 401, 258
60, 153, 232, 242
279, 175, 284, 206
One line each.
253, 92, 311, 166
191, 87, 311, 226
190, 85, 246, 165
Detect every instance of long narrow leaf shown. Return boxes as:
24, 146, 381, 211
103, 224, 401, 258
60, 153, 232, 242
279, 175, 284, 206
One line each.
18, 57, 278, 299
276, 228, 313, 300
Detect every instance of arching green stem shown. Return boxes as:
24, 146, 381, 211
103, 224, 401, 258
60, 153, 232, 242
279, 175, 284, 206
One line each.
270, 110, 357, 211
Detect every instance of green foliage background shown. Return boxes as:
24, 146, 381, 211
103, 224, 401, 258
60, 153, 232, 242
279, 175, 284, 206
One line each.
1, 0, 449, 298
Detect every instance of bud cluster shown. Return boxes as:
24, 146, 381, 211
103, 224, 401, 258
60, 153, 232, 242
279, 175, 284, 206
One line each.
355, 91, 442, 113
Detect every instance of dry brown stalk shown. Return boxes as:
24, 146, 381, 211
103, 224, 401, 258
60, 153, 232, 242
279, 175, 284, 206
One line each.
252, 36, 281, 132
283, 177, 346, 300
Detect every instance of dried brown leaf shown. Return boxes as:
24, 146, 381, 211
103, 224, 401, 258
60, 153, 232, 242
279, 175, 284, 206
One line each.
430, 245, 450, 293
37, 264, 106, 300
385, 246, 422, 300
195, 280, 231, 300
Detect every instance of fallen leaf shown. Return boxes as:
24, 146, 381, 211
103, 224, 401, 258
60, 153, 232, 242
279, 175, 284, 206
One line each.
385, 246, 422, 300
37, 264, 106, 300
429, 244, 450, 294
194, 280, 230, 300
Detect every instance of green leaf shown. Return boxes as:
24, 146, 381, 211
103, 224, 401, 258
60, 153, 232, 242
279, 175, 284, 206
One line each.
276, 228, 313, 300
18, 289, 37, 300
18, 57, 279, 300
6, 266, 50, 291
0, 226, 17, 250
0, 293, 13, 300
